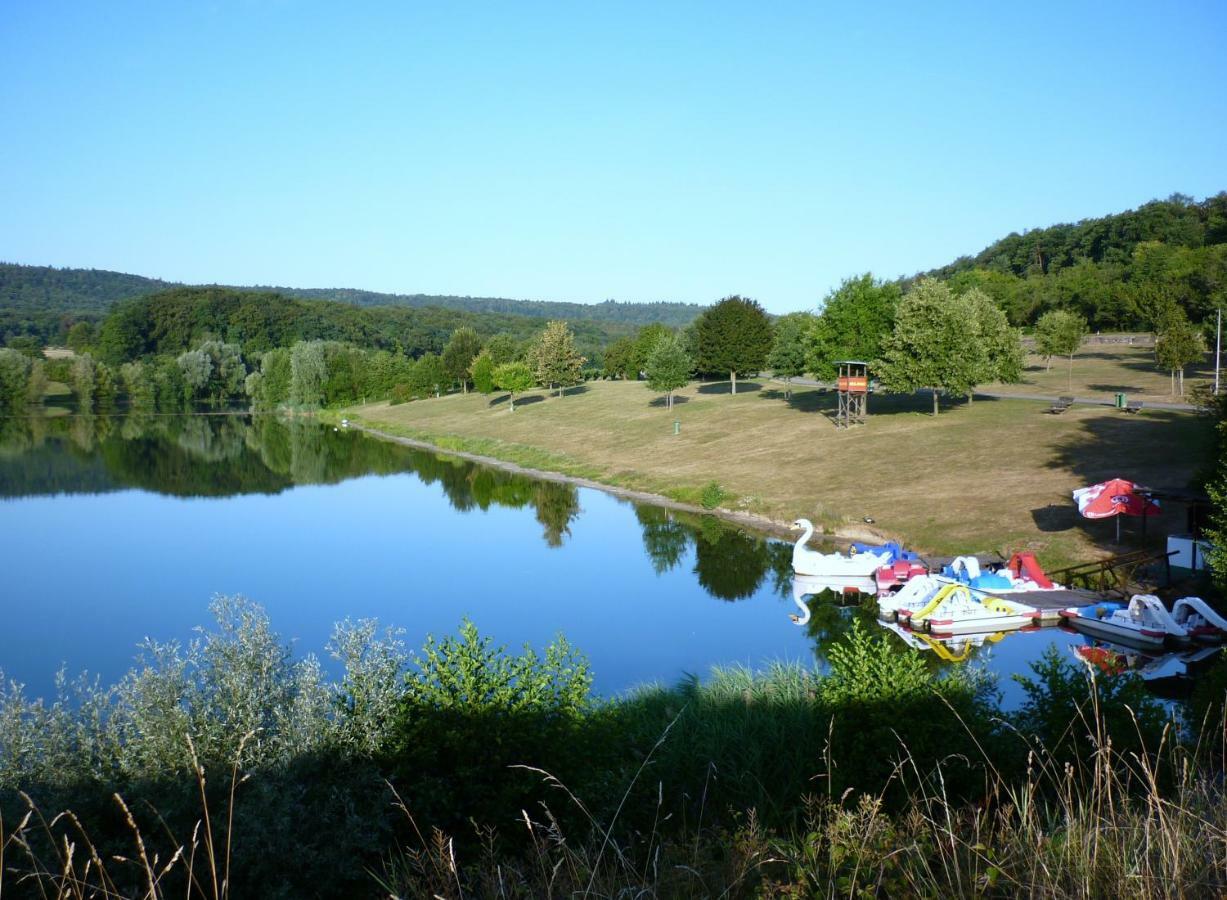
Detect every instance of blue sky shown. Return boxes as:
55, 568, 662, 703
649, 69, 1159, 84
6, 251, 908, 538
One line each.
2, 1, 1224, 314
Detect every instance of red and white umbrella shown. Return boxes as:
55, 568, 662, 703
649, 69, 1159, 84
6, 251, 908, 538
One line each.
1072, 478, 1159, 541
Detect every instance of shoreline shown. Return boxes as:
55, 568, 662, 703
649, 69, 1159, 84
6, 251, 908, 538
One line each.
334, 417, 888, 546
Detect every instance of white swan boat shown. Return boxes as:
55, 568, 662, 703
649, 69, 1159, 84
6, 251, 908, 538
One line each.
1060, 595, 1190, 649
791, 518, 891, 579
1171, 596, 1227, 642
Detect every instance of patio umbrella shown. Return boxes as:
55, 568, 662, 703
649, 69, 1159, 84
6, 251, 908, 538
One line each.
1072, 478, 1160, 542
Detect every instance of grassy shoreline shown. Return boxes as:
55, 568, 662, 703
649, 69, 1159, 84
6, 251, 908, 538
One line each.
335, 370, 1214, 568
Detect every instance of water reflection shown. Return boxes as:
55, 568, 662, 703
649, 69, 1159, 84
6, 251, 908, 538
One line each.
0, 415, 792, 591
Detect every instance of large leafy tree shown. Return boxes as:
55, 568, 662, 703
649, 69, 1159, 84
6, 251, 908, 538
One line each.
806, 274, 901, 379
0, 348, 32, 410
875, 279, 980, 415
530, 320, 586, 398
643, 332, 692, 410
470, 350, 496, 394
1034, 309, 1088, 390
290, 340, 328, 407
71, 353, 96, 412
767, 312, 815, 398
693, 296, 773, 394
493, 361, 536, 411
411, 352, 448, 398
442, 327, 482, 394
1155, 313, 1206, 395
964, 288, 1024, 402
601, 336, 635, 379
630, 324, 671, 377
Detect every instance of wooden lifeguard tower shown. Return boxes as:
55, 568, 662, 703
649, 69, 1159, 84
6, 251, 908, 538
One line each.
835, 360, 869, 429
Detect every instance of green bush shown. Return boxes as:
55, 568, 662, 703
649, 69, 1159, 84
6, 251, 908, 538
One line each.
700, 480, 726, 509
389, 382, 414, 405
1014, 645, 1172, 773
386, 619, 596, 832
816, 620, 998, 801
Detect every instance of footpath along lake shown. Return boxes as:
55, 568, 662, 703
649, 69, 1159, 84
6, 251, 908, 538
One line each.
0, 414, 1204, 706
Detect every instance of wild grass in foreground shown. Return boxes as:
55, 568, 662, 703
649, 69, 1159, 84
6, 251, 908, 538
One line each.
3, 597, 1227, 897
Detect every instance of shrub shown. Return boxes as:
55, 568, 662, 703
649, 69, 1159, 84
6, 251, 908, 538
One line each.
1014, 645, 1172, 774
386, 619, 595, 832
389, 382, 414, 405
700, 480, 726, 509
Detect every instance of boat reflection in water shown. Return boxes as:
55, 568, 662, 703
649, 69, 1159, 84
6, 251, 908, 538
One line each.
1069, 635, 1223, 699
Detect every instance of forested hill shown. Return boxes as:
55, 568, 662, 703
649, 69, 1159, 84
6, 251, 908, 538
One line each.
925, 193, 1227, 280
907, 192, 1227, 329
266, 287, 701, 328
0, 263, 701, 326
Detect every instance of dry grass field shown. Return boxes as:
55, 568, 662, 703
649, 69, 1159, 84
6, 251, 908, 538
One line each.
988, 342, 1213, 402
343, 359, 1215, 568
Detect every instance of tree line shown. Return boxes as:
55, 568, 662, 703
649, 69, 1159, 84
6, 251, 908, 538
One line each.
916, 192, 1227, 331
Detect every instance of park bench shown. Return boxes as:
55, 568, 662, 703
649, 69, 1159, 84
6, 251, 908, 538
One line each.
1049, 395, 1075, 414
1124, 400, 1144, 414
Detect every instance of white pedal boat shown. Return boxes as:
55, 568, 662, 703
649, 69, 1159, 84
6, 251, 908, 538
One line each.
1171, 596, 1227, 643
1060, 595, 1189, 649
906, 583, 1038, 635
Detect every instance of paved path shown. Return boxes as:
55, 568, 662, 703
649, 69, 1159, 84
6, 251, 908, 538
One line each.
778, 377, 1197, 412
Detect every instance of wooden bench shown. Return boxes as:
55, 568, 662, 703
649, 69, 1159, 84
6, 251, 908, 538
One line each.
1049, 395, 1075, 414
1124, 400, 1143, 414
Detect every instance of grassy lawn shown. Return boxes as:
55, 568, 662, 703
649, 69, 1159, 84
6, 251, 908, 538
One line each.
343, 373, 1215, 568
987, 342, 1213, 403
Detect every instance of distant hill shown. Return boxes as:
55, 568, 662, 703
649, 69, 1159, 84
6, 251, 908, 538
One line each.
0, 263, 703, 327
920, 192, 1227, 281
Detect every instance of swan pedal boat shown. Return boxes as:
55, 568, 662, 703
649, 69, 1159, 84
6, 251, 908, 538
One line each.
1171, 596, 1227, 643
1060, 595, 1190, 649
791, 518, 891, 579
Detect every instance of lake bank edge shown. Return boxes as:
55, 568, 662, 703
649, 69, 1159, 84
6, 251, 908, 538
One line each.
322, 410, 887, 546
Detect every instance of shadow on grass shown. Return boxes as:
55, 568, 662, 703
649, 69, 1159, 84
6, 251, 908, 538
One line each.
1044, 409, 1215, 551
488, 393, 547, 408
1031, 504, 1079, 533
696, 381, 763, 394
648, 395, 689, 407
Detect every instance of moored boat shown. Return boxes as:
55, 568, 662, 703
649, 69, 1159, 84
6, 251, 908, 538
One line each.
1059, 595, 1189, 649
791, 518, 891, 578
1171, 596, 1227, 643
907, 583, 1038, 635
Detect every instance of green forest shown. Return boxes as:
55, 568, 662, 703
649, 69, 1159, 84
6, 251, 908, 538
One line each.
912, 192, 1227, 329
0, 262, 702, 345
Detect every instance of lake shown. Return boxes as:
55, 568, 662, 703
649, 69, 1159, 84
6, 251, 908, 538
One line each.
0, 413, 1212, 707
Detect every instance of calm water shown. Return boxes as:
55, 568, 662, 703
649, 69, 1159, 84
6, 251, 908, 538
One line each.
0, 414, 1210, 706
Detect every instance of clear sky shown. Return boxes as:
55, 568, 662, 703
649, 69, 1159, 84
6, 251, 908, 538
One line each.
2, 1, 1225, 314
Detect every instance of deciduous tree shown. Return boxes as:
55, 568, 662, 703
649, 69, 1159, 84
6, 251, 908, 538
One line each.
493, 361, 535, 411
643, 333, 692, 409
601, 336, 635, 379
1034, 309, 1088, 390
964, 288, 1024, 403
807, 275, 901, 379
470, 350, 496, 394
693, 296, 773, 394
290, 340, 328, 407
1156, 314, 1206, 395
767, 312, 815, 398
412, 352, 448, 398
530, 320, 586, 398
875, 279, 979, 415
442, 327, 482, 393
